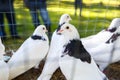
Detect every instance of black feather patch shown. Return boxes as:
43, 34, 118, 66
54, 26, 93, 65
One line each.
57, 22, 66, 32
106, 33, 120, 43
106, 27, 117, 32
63, 39, 91, 63
31, 35, 46, 41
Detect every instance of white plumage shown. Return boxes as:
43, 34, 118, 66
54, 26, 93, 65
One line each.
8, 25, 49, 80
81, 18, 120, 71
87, 26, 120, 71
87, 35, 116, 71
97, 26, 120, 69
81, 18, 120, 50
57, 23, 108, 80
0, 37, 9, 80
37, 14, 72, 80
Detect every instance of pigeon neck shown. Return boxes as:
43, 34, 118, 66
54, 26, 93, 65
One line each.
106, 33, 120, 43
57, 22, 66, 32
106, 27, 117, 33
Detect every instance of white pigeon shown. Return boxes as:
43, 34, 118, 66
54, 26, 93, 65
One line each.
0, 37, 9, 80
56, 23, 108, 80
8, 25, 49, 80
37, 14, 72, 80
81, 18, 120, 50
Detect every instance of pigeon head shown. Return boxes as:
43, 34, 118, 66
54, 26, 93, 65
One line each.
33, 25, 48, 36
57, 14, 72, 32
59, 14, 72, 25
106, 18, 120, 32
57, 23, 80, 40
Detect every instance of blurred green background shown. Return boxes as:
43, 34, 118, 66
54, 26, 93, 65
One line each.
2, 0, 120, 51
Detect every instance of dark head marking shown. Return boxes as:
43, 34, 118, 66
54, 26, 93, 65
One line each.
31, 35, 46, 41
57, 22, 66, 32
106, 27, 117, 33
106, 33, 120, 43
63, 39, 91, 63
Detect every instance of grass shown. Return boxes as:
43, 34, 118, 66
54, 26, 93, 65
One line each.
2, 0, 120, 51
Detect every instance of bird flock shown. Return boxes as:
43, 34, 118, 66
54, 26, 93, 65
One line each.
0, 14, 120, 80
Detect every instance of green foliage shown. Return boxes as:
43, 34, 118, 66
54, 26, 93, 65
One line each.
3, 0, 120, 51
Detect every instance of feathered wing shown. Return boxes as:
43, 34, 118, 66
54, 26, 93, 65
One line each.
88, 42, 114, 71
8, 36, 49, 79
81, 30, 105, 41
81, 30, 113, 50
85, 26, 120, 71
59, 39, 108, 80
81, 18, 120, 49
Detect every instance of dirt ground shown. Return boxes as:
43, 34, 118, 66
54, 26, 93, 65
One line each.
10, 60, 120, 80
5, 51, 120, 80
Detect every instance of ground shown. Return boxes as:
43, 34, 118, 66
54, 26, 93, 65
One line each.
6, 53, 119, 80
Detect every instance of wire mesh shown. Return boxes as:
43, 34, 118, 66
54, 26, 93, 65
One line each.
0, 0, 120, 80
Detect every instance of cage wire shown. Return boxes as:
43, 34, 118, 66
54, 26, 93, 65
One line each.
0, 0, 120, 80
78, 0, 120, 37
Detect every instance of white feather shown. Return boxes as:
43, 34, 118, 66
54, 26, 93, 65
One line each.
59, 56, 107, 80
87, 26, 120, 71
87, 41, 114, 71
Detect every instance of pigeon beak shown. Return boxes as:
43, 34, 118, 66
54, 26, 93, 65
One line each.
57, 29, 63, 34
45, 29, 48, 32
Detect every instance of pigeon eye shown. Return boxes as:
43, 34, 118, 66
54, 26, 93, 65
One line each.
67, 16, 69, 18
43, 27, 45, 30
66, 26, 69, 29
